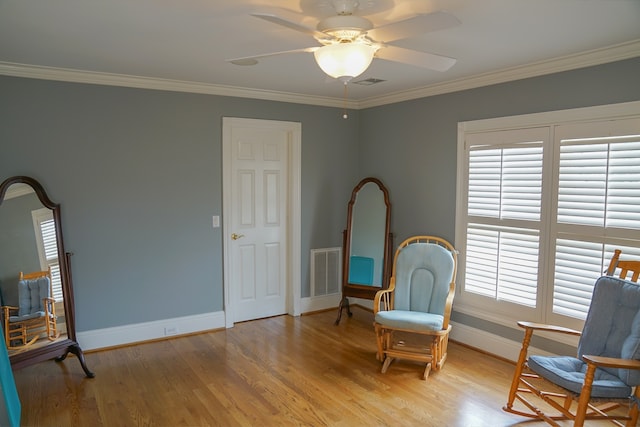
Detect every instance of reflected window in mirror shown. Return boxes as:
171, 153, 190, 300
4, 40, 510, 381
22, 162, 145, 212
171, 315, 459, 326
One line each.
31, 207, 63, 301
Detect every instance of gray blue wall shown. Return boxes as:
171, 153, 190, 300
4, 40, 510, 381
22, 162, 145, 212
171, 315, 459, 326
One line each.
1, 57, 639, 340
359, 58, 640, 244
0, 77, 360, 331
0, 193, 43, 306
359, 57, 640, 352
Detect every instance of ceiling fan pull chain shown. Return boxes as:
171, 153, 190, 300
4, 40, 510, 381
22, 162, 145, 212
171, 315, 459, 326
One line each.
342, 82, 349, 119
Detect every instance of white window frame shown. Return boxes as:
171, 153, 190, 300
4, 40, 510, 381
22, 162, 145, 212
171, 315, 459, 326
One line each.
455, 101, 640, 335
31, 207, 63, 301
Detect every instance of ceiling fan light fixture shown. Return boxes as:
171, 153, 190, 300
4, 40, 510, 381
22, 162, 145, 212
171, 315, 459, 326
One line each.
313, 43, 376, 81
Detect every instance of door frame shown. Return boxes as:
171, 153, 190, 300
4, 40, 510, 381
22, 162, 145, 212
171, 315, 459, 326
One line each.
222, 117, 301, 328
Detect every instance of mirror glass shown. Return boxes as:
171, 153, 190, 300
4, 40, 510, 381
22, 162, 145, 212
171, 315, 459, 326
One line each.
0, 176, 93, 377
348, 182, 388, 286
0, 183, 68, 355
336, 177, 392, 324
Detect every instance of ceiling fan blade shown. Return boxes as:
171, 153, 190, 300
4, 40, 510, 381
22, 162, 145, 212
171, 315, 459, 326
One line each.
375, 45, 456, 72
251, 12, 330, 41
367, 11, 460, 43
227, 47, 319, 66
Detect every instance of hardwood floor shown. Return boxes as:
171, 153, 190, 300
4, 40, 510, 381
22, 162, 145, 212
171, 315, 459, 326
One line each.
14, 308, 548, 426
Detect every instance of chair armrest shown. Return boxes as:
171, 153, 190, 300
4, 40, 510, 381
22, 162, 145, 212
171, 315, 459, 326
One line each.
1, 305, 18, 314
517, 321, 582, 336
373, 278, 395, 315
43, 297, 57, 315
583, 355, 640, 370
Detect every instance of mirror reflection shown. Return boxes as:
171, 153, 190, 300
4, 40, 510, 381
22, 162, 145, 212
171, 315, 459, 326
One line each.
348, 182, 387, 287
0, 184, 68, 355
335, 177, 392, 325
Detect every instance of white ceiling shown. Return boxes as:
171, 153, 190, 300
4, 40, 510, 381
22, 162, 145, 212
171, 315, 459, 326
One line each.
1, 0, 639, 108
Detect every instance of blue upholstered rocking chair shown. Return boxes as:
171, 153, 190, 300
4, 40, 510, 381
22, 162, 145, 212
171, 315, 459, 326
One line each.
504, 249, 640, 426
2, 267, 58, 349
373, 236, 458, 380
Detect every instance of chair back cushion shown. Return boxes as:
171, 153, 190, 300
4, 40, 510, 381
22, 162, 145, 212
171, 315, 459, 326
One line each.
578, 275, 640, 386
17, 277, 51, 317
392, 243, 455, 315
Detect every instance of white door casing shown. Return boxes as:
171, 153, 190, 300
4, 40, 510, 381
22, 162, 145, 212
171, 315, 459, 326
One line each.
222, 117, 301, 327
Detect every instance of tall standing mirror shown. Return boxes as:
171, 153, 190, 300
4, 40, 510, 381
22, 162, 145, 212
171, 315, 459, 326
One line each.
335, 177, 392, 324
0, 176, 94, 377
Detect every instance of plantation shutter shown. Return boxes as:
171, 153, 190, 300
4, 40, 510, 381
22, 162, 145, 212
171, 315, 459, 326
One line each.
464, 128, 547, 307
552, 120, 640, 319
33, 213, 64, 301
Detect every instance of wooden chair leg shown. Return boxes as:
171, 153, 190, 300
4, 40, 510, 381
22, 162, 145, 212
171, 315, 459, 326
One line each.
7, 323, 38, 349
504, 328, 533, 412
46, 317, 52, 340
381, 356, 393, 373
627, 387, 640, 427
4, 320, 10, 348
46, 316, 58, 340
574, 363, 596, 427
374, 324, 384, 361
434, 336, 449, 370
423, 362, 432, 380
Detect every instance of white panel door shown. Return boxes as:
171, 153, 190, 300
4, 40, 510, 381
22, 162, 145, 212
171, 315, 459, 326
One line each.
226, 120, 289, 323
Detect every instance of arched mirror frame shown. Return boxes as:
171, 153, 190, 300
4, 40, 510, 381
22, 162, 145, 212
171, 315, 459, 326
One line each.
0, 176, 94, 377
335, 177, 392, 325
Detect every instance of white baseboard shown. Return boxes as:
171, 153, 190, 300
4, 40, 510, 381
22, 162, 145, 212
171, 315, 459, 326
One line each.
300, 293, 341, 313
76, 304, 555, 361
77, 311, 226, 351
78, 292, 344, 352
450, 321, 555, 362
298, 294, 378, 314
349, 297, 373, 310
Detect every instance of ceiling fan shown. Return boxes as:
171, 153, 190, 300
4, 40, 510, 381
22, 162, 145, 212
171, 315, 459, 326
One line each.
227, 0, 461, 82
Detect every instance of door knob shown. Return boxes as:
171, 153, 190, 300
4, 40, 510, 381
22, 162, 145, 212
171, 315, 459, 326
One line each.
231, 233, 245, 240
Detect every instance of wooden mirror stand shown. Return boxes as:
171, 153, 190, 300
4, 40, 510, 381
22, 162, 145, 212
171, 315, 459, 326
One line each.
0, 176, 94, 377
335, 177, 392, 325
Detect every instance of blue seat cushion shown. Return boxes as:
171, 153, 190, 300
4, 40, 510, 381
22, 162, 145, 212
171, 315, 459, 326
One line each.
9, 311, 45, 322
375, 310, 444, 332
528, 355, 632, 398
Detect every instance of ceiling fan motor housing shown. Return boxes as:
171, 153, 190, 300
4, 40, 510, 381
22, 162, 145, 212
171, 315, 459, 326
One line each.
332, 0, 360, 15
317, 15, 373, 42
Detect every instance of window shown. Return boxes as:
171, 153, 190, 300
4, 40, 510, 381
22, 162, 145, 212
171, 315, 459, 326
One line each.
32, 208, 63, 301
456, 102, 640, 331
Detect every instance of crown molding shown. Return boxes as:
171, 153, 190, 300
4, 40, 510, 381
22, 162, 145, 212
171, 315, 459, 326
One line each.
1, 39, 638, 110
358, 39, 640, 109
0, 61, 356, 109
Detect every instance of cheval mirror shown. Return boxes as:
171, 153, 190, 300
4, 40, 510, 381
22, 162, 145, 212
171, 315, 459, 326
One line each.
0, 176, 94, 377
335, 177, 392, 325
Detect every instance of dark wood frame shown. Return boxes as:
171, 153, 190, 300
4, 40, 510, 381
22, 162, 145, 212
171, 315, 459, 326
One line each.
0, 176, 94, 377
335, 177, 392, 324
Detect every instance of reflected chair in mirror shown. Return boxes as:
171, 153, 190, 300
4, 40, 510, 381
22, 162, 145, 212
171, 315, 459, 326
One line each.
373, 236, 458, 380
2, 266, 58, 350
503, 250, 640, 426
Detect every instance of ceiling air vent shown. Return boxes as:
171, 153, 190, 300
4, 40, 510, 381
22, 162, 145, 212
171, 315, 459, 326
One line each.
352, 78, 386, 86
